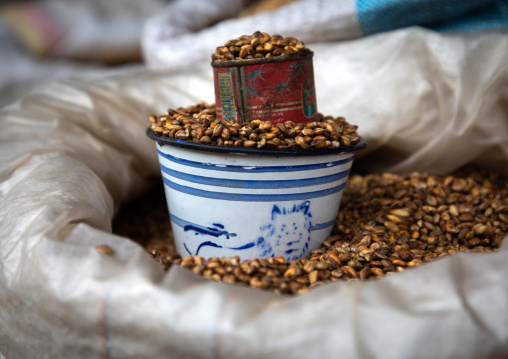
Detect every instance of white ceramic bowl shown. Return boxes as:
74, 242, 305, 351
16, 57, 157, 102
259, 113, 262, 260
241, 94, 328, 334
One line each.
147, 128, 365, 261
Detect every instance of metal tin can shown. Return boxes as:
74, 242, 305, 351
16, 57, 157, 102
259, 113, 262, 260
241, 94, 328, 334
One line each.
212, 52, 318, 125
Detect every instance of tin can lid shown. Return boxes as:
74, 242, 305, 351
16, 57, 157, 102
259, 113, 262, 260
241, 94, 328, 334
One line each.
211, 51, 314, 68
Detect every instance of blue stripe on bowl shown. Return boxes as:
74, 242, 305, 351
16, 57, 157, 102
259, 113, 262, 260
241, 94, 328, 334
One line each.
160, 164, 350, 189
309, 219, 336, 231
170, 214, 237, 239
162, 176, 347, 201
157, 149, 353, 173
172, 213, 335, 257
171, 213, 336, 232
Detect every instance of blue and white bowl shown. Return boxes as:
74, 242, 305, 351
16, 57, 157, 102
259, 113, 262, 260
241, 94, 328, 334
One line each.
147, 128, 366, 261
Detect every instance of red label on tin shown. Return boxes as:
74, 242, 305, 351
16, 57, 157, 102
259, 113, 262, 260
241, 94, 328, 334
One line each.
213, 56, 318, 124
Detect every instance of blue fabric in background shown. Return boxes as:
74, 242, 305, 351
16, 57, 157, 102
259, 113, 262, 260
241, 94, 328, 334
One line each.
356, 0, 508, 35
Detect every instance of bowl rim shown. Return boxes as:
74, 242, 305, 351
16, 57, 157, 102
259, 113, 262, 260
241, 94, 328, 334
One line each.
146, 127, 366, 157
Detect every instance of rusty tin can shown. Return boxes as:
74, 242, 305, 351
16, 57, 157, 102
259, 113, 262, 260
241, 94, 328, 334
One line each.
212, 52, 317, 125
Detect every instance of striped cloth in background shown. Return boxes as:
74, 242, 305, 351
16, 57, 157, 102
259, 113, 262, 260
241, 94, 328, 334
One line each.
357, 0, 508, 34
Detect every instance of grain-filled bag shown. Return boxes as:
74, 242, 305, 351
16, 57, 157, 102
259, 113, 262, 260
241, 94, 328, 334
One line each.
1, 28, 508, 358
